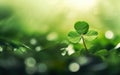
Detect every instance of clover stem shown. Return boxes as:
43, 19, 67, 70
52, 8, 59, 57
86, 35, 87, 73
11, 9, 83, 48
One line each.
81, 35, 88, 52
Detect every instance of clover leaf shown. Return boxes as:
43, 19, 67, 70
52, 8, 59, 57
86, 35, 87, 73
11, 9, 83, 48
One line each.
84, 30, 98, 41
68, 21, 98, 53
74, 21, 89, 35
68, 31, 81, 43
86, 30, 98, 36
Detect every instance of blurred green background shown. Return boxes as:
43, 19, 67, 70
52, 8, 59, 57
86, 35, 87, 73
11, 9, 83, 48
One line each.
1, 0, 120, 36
0, 0, 120, 75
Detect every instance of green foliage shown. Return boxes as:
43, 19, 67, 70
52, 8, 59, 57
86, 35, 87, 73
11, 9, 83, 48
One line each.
0, 6, 12, 20
94, 49, 108, 56
0, 38, 30, 56
68, 21, 98, 43
1, 3, 120, 75
68, 21, 98, 53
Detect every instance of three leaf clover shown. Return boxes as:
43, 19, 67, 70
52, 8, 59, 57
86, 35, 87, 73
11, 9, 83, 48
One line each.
68, 21, 98, 52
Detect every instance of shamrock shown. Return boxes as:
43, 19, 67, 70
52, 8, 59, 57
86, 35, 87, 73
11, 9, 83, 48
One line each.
68, 21, 98, 52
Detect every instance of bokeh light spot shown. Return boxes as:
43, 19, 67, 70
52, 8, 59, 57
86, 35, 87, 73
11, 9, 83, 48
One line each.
0, 46, 3, 52
69, 62, 80, 72
13, 48, 17, 51
25, 57, 36, 67
35, 46, 42, 52
105, 30, 114, 39
78, 56, 89, 66
46, 32, 58, 41
30, 38, 37, 45
37, 63, 47, 73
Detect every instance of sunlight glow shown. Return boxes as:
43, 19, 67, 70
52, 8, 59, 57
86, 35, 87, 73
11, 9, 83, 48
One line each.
65, 0, 97, 11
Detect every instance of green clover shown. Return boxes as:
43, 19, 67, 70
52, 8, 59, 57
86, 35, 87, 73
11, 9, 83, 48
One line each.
68, 21, 98, 52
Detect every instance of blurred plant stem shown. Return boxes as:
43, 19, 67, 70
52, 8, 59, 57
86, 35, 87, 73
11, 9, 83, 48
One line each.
81, 35, 88, 53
